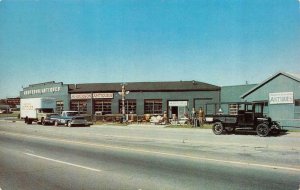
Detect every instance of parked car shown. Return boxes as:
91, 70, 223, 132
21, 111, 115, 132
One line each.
205, 102, 284, 137
54, 111, 89, 127
42, 113, 60, 125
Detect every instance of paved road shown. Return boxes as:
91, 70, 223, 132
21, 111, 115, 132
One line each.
0, 121, 299, 190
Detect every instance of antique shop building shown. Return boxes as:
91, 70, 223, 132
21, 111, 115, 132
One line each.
20, 72, 300, 127
241, 72, 300, 128
20, 80, 220, 119
219, 72, 300, 128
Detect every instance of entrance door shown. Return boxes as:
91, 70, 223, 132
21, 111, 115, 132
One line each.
171, 107, 178, 119
168, 101, 188, 119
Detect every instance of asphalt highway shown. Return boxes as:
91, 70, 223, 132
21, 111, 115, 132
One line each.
0, 121, 299, 190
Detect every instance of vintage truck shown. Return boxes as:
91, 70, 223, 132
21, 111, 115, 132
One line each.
205, 102, 283, 137
53, 111, 89, 127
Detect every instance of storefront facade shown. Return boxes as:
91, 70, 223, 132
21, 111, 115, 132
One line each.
68, 81, 220, 119
20, 81, 70, 113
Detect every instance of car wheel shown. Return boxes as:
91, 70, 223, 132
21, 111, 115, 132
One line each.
67, 121, 72, 127
212, 122, 224, 135
42, 120, 46, 126
256, 123, 269, 137
54, 120, 59, 127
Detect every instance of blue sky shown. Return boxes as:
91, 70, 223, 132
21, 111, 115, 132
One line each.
0, 0, 300, 98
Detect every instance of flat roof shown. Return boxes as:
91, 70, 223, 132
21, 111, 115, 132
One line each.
68, 81, 220, 93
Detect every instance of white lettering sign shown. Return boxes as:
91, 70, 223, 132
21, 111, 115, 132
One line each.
71, 94, 92, 100
269, 92, 294, 104
168, 101, 188, 107
71, 93, 114, 100
93, 93, 113, 99
24, 87, 61, 95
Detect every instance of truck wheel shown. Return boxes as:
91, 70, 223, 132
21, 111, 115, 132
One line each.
67, 121, 72, 127
27, 119, 32, 124
212, 122, 224, 135
40, 118, 44, 125
256, 123, 269, 137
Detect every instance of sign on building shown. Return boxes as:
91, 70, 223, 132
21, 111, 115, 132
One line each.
269, 92, 294, 104
71, 93, 114, 100
168, 101, 188, 107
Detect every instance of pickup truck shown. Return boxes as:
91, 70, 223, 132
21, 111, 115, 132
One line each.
54, 111, 89, 127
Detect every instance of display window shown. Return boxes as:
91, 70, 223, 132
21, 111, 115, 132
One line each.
144, 99, 162, 114
70, 100, 88, 114
94, 99, 112, 115
119, 99, 136, 114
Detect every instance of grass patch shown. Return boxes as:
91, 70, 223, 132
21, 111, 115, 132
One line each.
0, 113, 19, 118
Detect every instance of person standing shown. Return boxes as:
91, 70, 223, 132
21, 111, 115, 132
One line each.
198, 107, 205, 127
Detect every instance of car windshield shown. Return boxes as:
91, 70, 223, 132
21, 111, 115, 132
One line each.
66, 112, 78, 116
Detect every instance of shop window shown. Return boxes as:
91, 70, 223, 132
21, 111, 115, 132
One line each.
144, 99, 163, 114
119, 99, 136, 114
94, 99, 112, 115
56, 101, 64, 114
70, 100, 87, 114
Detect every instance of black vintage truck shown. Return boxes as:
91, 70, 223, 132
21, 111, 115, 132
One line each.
205, 102, 283, 137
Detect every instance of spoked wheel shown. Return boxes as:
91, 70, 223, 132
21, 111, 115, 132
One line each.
256, 123, 269, 137
212, 122, 224, 135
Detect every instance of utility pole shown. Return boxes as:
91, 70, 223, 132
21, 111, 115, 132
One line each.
118, 83, 129, 122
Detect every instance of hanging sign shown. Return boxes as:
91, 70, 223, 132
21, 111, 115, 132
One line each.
269, 92, 294, 104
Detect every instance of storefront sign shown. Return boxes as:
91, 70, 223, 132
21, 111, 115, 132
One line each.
23, 87, 61, 95
71, 94, 92, 100
168, 101, 188, 107
93, 93, 113, 99
269, 92, 294, 104
71, 93, 114, 100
